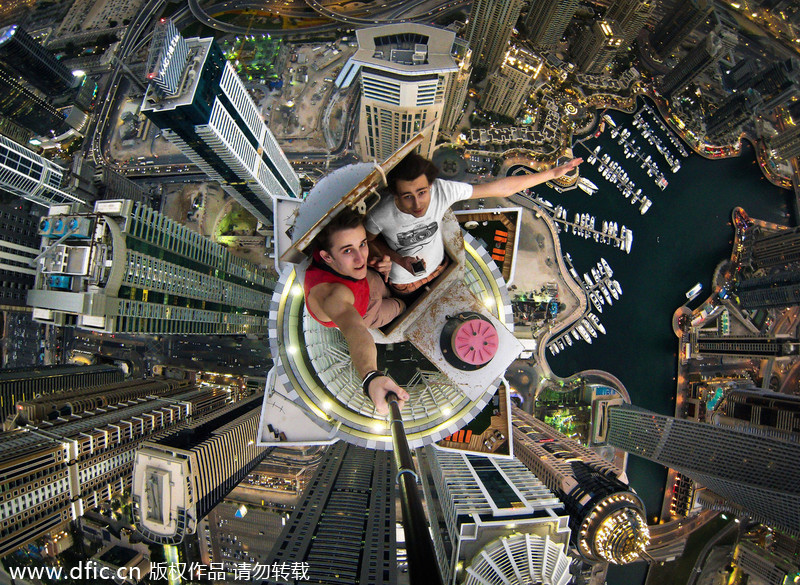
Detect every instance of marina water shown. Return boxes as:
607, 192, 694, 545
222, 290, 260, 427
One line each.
537, 99, 792, 583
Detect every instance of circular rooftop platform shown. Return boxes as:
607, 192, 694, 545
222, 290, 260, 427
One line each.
268, 232, 514, 450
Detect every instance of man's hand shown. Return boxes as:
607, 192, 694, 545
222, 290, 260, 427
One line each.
367, 376, 410, 415
368, 254, 392, 281
551, 157, 583, 179
397, 256, 425, 276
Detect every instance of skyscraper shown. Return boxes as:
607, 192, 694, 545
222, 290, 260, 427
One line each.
0, 69, 70, 137
0, 380, 226, 558
711, 388, 800, 439
440, 37, 472, 136
571, 20, 624, 75
769, 125, 800, 163
650, 0, 713, 58
27, 199, 275, 335
690, 333, 800, 360
731, 58, 800, 112
736, 269, 800, 309
0, 200, 40, 311
0, 134, 84, 208
0, 25, 76, 97
512, 407, 650, 564
418, 445, 572, 585
0, 364, 123, 421
605, 0, 655, 46
145, 19, 189, 98
464, 0, 525, 74
141, 31, 300, 226
606, 403, 800, 534
705, 88, 762, 140
265, 442, 397, 585
658, 31, 725, 97
335, 24, 458, 162
480, 45, 539, 119
525, 0, 580, 50
133, 393, 267, 545
742, 223, 800, 270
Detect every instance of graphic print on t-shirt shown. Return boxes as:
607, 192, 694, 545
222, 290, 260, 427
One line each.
396, 221, 439, 255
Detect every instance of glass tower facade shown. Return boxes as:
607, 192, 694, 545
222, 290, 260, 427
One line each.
607, 403, 800, 535
141, 36, 299, 226
28, 199, 275, 335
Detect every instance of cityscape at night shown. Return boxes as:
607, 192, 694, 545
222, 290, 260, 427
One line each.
0, 0, 799, 584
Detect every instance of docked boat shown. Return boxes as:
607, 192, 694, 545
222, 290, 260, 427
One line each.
583, 273, 593, 288
588, 313, 606, 335
579, 177, 599, 191
576, 324, 592, 344
600, 283, 613, 305
557, 339, 565, 350
549, 343, 558, 355
578, 182, 596, 196
608, 280, 619, 301
571, 329, 581, 341
686, 282, 702, 300
582, 318, 597, 338
564, 334, 573, 346
612, 280, 622, 295
600, 258, 612, 277
640, 197, 651, 215
591, 267, 600, 282
590, 291, 603, 312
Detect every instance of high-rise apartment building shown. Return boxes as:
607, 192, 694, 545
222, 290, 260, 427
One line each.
742, 224, 800, 270
0, 201, 40, 310
705, 88, 762, 140
133, 393, 267, 545
0, 364, 123, 421
606, 403, 800, 534
605, 0, 655, 46
440, 37, 472, 135
690, 333, 800, 360
659, 31, 725, 96
335, 24, 458, 161
418, 445, 572, 585
464, 0, 525, 74
10, 378, 189, 428
265, 442, 397, 585
0, 69, 70, 138
731, 58, 800, 112
733, 541, 798, 585
480, 45, 540, 119
525, 0, 580, 50
736, 269, 800, 309
0, 25, 76, 98
572, 20, 624, 75
27, 199, 276, 335
0, 135, 84, 208
141, 31, 300, 226
146, 19, 189, 97
0, 380, 227, 558
512, 407, 650, 564
711, 388, 800, 439
650, 0, 713, 58
769, 125, 800, 162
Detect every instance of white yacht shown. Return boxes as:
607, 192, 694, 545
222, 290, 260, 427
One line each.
608, 280, 619, 301
588, 313, 606, 335
582, 318, 597, 338
576, 324, 592, 344
600, 283, 613, 305
600, 258, 612, 277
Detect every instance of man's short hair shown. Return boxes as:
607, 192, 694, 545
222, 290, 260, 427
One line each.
387, 152, 439, 194
313, 209, 364, 253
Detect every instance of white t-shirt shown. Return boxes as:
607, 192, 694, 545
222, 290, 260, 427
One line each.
365, 178, 473, 284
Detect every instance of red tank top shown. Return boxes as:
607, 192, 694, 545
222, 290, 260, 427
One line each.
303, 253, 370, 328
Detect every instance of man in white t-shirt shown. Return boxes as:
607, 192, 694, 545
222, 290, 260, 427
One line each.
366, 152, 582, 296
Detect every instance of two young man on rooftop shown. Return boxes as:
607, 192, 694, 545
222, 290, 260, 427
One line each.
303, 153, 582, 414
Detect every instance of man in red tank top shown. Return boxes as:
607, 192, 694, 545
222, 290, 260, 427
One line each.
304, 210, 409, 415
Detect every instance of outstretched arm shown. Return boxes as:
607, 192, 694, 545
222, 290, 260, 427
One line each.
321, 287, 409, 414
471, 158, 583, 199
